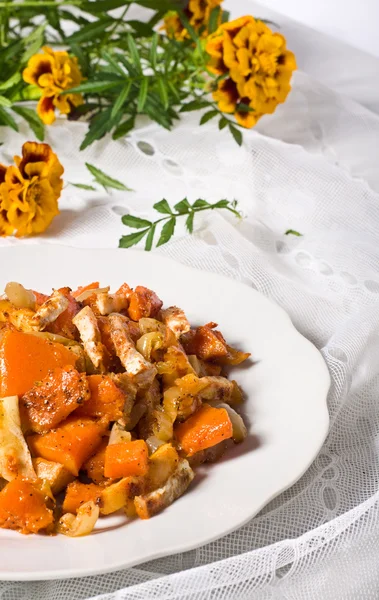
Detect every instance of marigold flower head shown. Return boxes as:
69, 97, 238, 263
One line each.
163, 0, 223, 40
0, 142, 64, 237
206, 16, 297, 128
23, 46, 84, 125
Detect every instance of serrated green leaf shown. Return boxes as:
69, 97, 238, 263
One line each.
174, 198, 191, 214
101, 50, 126, 77
193, 199, 208, 208
167, 81, 181, 103
153, 199, 172, 214
0, 96, 12, 108
112, 116, 136, 140
21, 24, 45, 63
66, 17, 114, 44
285, 229, 303, 237
11, 106, 45, 141
111, 81, 132, 119
137, 78, 149, 112
70, 43, 90, 76
149, 32, 159, 68
145, 224, 156, 251
70, 183, 97, 191
128, 20, 154, 37
186, 212, 194, 233
0, 107, 18, 131
213, 199, 229, 208
122, 215, 152, 229
200, 110, 218, 125
219, 117, 228, 130
86, 163, 132, 191
119, 229, 149, 249
0, 73, 21, 92
157, 77, 169, 109
229, 125, 243, 146
63, 80, 122, 95
180, 100, 210, 112
80, 109, 113, 150
157, 217, 175, 247
127, 34, 142, 73
208, 6, 221, 33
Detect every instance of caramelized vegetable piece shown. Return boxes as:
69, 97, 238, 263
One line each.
58, 500, 99, 537
0, 395, 37, 482
71, 282, 100, 299
47, 287, 80, 340
128, 286, 163, 321
104, 440, 149, 479
100, 476, 145, 515
27, 417, 106, 476
63, 481, 102, 514
0, 478, 53, 534
147, 443, 179, 490
32, 458, 74, 494
0, 330, 77, 397
134, 459, 194, 519
75, 374, 126, 422
33, 291, 50, 306
21, 366, 90, 433
174, 403, 233, 456
83, 439, 108, 484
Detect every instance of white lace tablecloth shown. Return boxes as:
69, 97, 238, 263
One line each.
1, 19, 379, 600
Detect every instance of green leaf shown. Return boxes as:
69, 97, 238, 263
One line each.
149, 32, 159, 68
174, 198, 191, 214
186, 212, 194, 233
200, 110, 218, 125
119, 229, 149, 249
157, 77, 169, 109
111, 81, 132, 119
221, 10, 230, 24
167, 81, 181, 103
63, 80, 122, 95
237, 102, 254, 113
121, 215, 152, 229
153, 199, 172, 214
0, 107, 18, 131
127, 34, 142, 73
193, 199, 208, 208
101, 50, 127, 77
285, 229, 303, 237
0, 73, 21, 92
213, 199, 229, 208
0, 96, 12, 108
21, 24, 45, 63
70, 43, 90, 76
86, 163, 132, 191
80, 109, 113, 150
81, 0, 129, 12
128, 20, 154, 37
219, 117, 228, 130
112, 116, 136, 140
66, 17, 114, 44
11, 106, 45, 141
145, 224, 156, 251
208, 6, 221, 33
229, 124, 243, 146
157, 217, 176, 247
70, 183, 97, 191
180, 100, 211, 112
137, 78, 149, 112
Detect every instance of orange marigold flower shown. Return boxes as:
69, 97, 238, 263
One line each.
23, 46, 84, 125
206, 16, 297, 128
163, 0, 223, 40
0, 142, 64, 237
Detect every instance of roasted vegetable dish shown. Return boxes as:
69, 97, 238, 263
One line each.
0, 281, 250, 536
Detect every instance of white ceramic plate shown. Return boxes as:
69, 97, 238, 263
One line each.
0, 245, 330, 581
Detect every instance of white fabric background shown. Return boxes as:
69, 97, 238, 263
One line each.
0, 6, 379, 598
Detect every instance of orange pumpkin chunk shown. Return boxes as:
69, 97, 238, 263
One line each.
128, 286, 163, 321
0, 478, 53, 534
174, 403, 233, 456
21, 365, 90, 433
75, 374, 125, 422
83, 439, 108, 484
62, 481, 102, 514
27, 417, 106, 476
0, 330, 77, 397
104, 440, 149, 479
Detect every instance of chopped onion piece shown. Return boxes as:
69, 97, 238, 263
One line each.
5, 282, 36, 310
57, 501, 99, 537
75, 286, 110, 302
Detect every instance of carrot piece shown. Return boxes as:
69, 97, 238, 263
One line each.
174, 403, 233, 456
62, 481, 102, 514
27, 417, 106, 476
47, 287, 80, 340
0, 330, 77, 397
71, 282, 100, 299
181, 324, 228, 361
21, 365, 90, 433
0, 478, 53, 534
104, 440, 149, 479
75, 374, 126, 422
83, 439, 108, 484
128, 286, 163, 321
